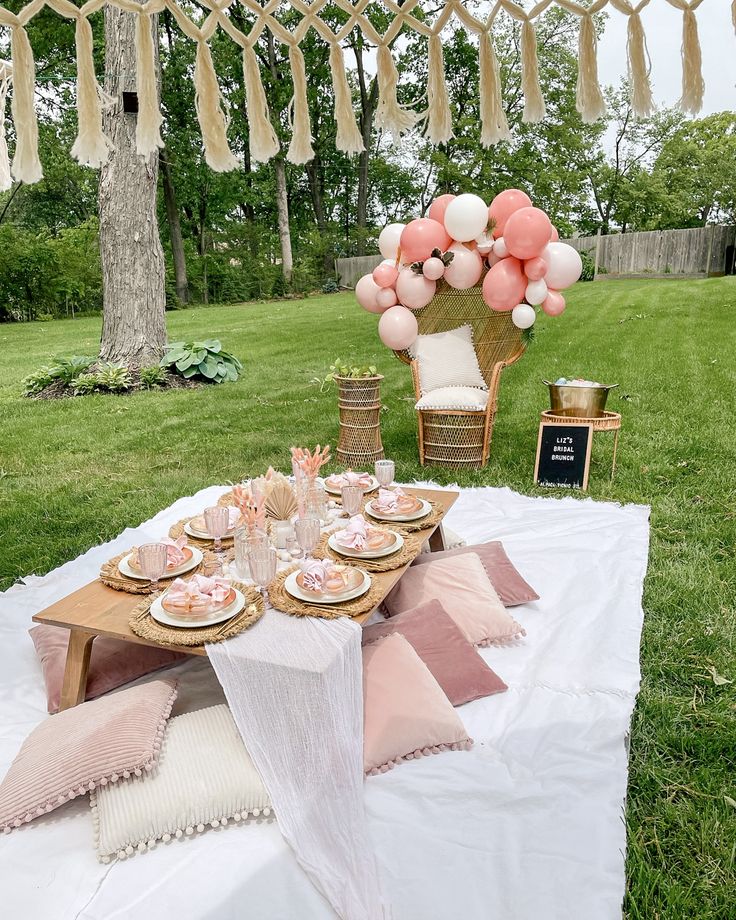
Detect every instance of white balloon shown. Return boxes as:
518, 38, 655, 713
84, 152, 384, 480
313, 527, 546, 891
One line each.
541, 242, 583, 290
512, 304, 536, 329
493, 236, 508, 258
378, 223, 406, 260
443, 193, 489, 242
475, 231, 494, 255
525, 279, 548, 305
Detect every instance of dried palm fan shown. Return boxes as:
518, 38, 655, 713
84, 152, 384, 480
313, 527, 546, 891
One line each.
264, 480, 298, 521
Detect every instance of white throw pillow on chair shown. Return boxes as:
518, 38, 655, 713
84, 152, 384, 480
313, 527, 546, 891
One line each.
409, 325, 487, 393
415, 386, 489, 411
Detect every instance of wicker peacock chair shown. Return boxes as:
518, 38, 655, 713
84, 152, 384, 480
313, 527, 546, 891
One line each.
393, 278, 526, 469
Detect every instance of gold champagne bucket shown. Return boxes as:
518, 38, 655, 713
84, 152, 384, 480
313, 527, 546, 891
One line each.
544, 380, 618, 418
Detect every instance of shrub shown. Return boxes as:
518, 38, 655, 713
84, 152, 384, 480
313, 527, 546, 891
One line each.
73, 373, 99, 396
161, 339, 242, 384
321, 279, 339, 294
579, 250, 595, 282
139, 364, 167, 389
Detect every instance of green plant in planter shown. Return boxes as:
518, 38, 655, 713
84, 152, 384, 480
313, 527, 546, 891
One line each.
139, 364, 167, 389
73, 372, 99, 396
161, 340, 242, 384
95, 362, 132, 392
321, 359, 379, 389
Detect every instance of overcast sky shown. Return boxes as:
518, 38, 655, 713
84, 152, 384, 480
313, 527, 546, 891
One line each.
597, 6, 735, 115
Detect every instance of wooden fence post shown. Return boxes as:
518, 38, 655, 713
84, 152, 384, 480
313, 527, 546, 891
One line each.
593, 229, 602, 281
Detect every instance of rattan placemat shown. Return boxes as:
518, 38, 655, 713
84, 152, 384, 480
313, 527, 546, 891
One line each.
129, 584, 264, 646
361, 499, 443, 533
168, 517, 235, 548
99, 549, 222, 595
269, 566, 384, 619
313, 532, 420, 573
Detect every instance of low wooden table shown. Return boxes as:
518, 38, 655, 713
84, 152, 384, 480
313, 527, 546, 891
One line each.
33, 486, 458, 711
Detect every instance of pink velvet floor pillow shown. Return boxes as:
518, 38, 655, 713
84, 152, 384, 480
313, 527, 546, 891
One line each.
411, 541, 539, 607
385, 552, 525, 647
362, 599, 508, 706
30, 625, 187, 714
363, 634, 472, 774
0, 678, 178, 834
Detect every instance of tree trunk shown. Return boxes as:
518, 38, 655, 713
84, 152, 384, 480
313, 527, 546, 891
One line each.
160, 148, 189, 303
353, 36, 378, 257
98, 6, 166, 365
266, 32, 293, 286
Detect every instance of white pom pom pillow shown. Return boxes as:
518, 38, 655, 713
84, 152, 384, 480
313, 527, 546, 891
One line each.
408, 324, 487, 393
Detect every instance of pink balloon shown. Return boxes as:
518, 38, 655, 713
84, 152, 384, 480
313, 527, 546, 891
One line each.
482, 257, 527, 312
504, 207, 553, 261
376, 287, 398, 310
541, 290, 566, 317
378, 305, 419, 350
400, 218, 451, 263
541, 242, 583, 289
396, 268, 436, 310
372, 262, 399, 289
428, 194, 455, 225
443, 244, 483, 290
524, 256, 548, 281
488, 189, 533, 239
487, 250, 503, 268
423, 257, 445, 281
550, 225, 560, 242
355, 273, 381, 313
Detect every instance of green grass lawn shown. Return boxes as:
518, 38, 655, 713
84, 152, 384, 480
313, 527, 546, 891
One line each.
1, 278, 735, 916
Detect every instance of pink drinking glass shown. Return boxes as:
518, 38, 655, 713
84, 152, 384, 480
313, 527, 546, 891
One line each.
137, 542, 168, 591
341, 484, 363, 518
204, 505, 231, 557
249, 546, 277, 607
294, 517, 320, 558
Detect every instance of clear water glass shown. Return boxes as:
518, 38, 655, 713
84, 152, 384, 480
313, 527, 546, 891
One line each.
341, 484, 363, 517
204, 505, 230, 555
249, 546, 277, 606
305, 483, 329, 523
375, 459, 395, 488
138, 542, 168, 591
233, 528, 269, 579
295, 517, 320, 557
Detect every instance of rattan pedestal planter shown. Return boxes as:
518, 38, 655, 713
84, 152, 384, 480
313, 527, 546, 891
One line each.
335, 375, 385, 468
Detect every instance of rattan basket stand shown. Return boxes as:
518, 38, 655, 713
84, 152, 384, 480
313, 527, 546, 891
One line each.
335, 374, 385, 467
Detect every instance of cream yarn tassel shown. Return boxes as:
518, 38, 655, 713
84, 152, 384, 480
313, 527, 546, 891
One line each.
521, 19, 545, 123
478, 31, 510, 146
733, 0, 736, 33
426, 34, 453, 144
576, 14, 606, 123
679, 8, 704, 114
627, 12, 653, 117
10, 26, 42, 184
287, 44, 314, 164
375, 43, 416, 139
328, 41, 364, 155
195, 40, 239, 172
0, 63, 11, 191
135, 12, 163, 156
71, 17, 113, 168
241, 45, 279, 164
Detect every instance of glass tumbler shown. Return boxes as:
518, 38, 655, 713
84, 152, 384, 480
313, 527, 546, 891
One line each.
138, 542, 168, 591
374, 459, 395, 488
295, 517, 320, 558
341, 484, 363, 518
204, 505, 231, 556
249, 546, 278, 606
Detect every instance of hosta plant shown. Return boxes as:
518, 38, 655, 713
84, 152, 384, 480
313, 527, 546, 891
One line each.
22, 366, 55, 396
49, 355, 96, 385
161, 340, 242, 384
95, 362, 132, 392
73, 372, 99, 396
139, 364, 168, 389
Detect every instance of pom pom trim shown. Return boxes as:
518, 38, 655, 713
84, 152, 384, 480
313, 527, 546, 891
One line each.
365, 737, 473, 776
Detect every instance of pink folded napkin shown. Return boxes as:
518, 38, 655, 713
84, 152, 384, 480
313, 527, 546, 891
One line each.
327, 471, 373, 490
299, 559, 334, 592
165, 574, 231, 608
373, 488, 405, 514
334, 515, 370, 550
161, 536, 188, 566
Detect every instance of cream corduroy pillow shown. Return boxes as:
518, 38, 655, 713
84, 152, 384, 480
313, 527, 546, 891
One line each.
409, 325, 487, 393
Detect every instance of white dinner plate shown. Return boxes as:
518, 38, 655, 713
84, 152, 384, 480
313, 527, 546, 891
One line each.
149, 587, 246, 629
327, 531, 403, 560
323, 475, 379, 496
364, 497, 431, 523
284, 568, 371, 605
184, 521, 236, 541
118, 546, 203, 581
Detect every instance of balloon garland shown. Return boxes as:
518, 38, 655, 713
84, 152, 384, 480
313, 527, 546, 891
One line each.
355, 190, 583, 351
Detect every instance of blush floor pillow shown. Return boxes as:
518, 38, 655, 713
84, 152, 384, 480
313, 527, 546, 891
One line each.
385, 552, 525, 647
30, 625, 188, 714
363, 634, 472, 774
92, 704, 271, 862
362, 600, 508, 706
413, 541, 539, 607
0, 678, 178, 835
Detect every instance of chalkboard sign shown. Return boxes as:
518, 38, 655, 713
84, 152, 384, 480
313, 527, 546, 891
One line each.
534, 422, 593, 490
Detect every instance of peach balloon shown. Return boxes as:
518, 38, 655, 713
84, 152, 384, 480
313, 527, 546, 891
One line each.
423, 257, 445, 281
488, 189, 533, 238
541, 290, 566, 317
428, 194, 455, 225
376, 287, 398, 310
482, 257, 527, 312
524, 256, 548, 281
550, 225, 560, 242
443, 244, 483, 290
378, 305, 419, 350
396, 268, 436, 310
400, 218, 451, 263
355, 273, 381, 312
504, 207, 553, 261
487, 251, 503, 268
372, 262, 399, 289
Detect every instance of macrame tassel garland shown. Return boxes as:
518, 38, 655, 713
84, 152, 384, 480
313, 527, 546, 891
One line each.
679, 9, 704, 114
627, 12, 654, 117
576, 14, 606, 123
135, 12, 163, 157
328, 42, 364, 156
375, 43, 416, 139
194, 40, 239, 172
478, 31, 510, 146
520, 19, 545, 123
426, 34, 453, 144
0, 63, 11, 191
241, 45, 280, 164
287, 44, 314, 164
71, 17, 113, 169
9, 26, 42, 184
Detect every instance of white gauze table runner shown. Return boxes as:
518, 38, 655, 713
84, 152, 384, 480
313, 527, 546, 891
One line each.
207, 609, 386, 920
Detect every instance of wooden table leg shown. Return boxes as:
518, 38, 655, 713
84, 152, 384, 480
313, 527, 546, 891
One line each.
59, 629, 96, 712
428, 524, 447, 552
611, 428, 620, 480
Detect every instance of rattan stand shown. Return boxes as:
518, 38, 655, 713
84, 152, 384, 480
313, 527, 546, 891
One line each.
541, 410, 622, 479
335, 374, 385, 468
